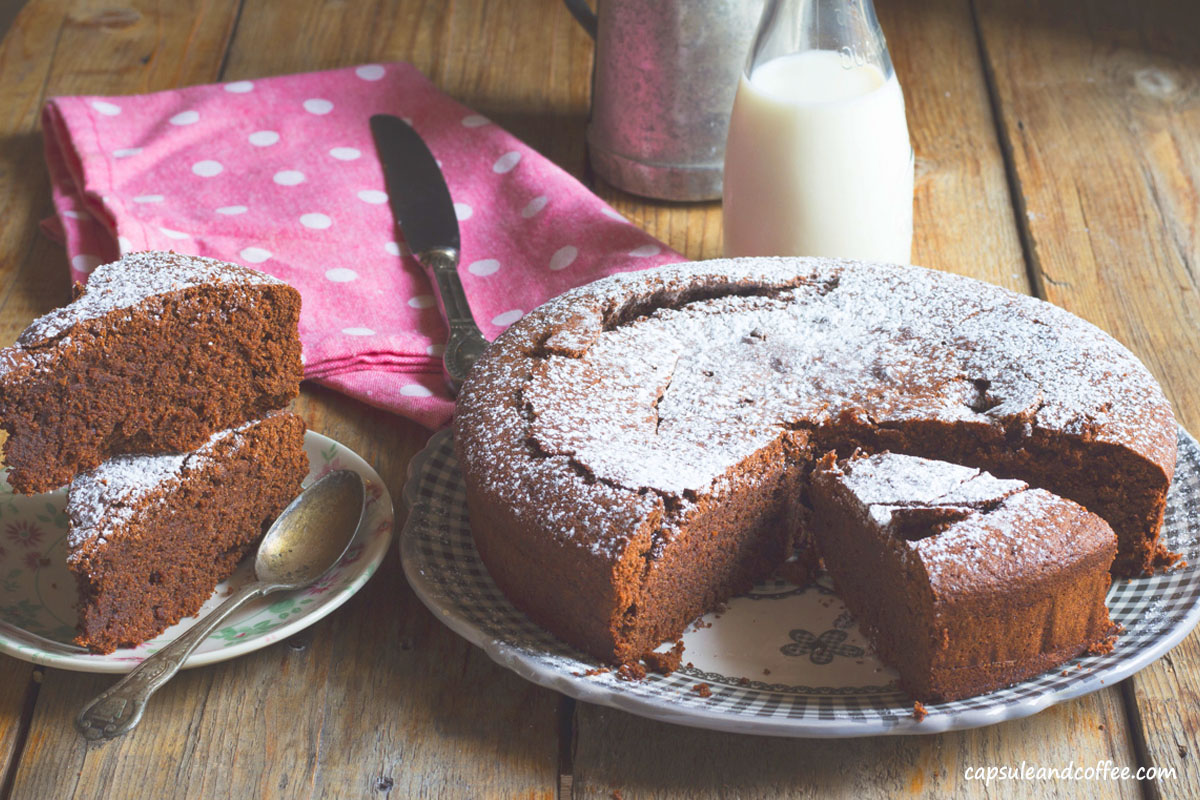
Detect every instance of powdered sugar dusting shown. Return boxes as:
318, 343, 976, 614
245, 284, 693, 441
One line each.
20, 250, 285, 345
455, 257, 1175, 560
66, 419, 258, 556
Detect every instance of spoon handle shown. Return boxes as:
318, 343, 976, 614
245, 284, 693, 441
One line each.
76, 581, 274, 740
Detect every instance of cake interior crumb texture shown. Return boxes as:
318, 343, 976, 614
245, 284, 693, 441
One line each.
0, 251, 303, 493
67, 411, 309, 654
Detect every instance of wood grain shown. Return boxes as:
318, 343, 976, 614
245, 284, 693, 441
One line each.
573, 693, 1138, 800
975, 1, 1200, 794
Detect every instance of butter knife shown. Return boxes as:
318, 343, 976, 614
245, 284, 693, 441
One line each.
370, 114, 489, 393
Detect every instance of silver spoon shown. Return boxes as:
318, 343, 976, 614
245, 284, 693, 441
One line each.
76, 469, 366, 741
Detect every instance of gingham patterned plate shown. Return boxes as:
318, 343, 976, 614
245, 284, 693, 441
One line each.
400, 427, 1200, 737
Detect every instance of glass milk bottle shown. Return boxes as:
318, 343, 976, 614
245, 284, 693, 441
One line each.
722, 0, 914, 263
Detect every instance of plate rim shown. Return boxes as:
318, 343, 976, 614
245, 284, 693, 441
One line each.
0, 428, 395, 674
400, 426, 1200, 738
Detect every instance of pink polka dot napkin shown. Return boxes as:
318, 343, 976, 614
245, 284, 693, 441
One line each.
41, 63, 684, 429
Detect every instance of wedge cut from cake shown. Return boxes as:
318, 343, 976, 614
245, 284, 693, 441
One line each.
0, 251, 303, 494
66, 411, 309, 654
809, 451, 1118, 701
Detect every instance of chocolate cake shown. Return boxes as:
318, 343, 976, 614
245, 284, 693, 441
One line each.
67, 411, 308, 653
810, 451, 1117, 701
454, 257, 1175, 676
0, 251, 303, 494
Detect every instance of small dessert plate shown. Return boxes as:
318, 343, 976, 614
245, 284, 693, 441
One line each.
401, 427, 1200, 737
0, 431, 393, 673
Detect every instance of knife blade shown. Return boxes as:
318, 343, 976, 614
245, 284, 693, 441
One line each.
370, 114, 488, 393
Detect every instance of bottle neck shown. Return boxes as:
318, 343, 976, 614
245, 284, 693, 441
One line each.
746, 0, 895, 81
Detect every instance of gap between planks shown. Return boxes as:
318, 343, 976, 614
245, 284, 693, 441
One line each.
968, 1, 1160, 797
0, 668, 43, 800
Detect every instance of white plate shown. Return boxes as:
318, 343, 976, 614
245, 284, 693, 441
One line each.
0, 430, 394, 673
400, 427, 1200, 737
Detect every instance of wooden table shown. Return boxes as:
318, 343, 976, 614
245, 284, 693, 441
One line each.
0, 0, 1197, 797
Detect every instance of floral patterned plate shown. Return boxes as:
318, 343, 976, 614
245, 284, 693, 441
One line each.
0, 430, 393, 673
401, 427, 1200, 737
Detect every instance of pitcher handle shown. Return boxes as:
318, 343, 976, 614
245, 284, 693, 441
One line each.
562, 0, 597, 39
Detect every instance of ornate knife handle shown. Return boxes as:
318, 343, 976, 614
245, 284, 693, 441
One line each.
417, 247, 490, 394
76, 581, 274, 740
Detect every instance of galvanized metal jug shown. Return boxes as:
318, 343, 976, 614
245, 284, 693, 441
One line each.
564, 0, 764, 201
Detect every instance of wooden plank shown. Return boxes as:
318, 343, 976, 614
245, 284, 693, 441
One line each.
571, 0, 1142, 795
975, 0, 1200, 793
0, 0, 243, 343
574, 692, 1138, 800
0, 659, 36, 795
221, 0, 593, 178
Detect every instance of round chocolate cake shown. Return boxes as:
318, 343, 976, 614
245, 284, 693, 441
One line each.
453, 257, 1176, 697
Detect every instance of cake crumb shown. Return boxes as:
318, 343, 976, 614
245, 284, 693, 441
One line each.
912, 701, 928, 722
1098, 723, 1105, 731
642, 641, 685, 675
616, 662, 646, 682
762, 668, 771, 675
573, 667, 610, 678
737, 676, 750, 686
1086, 634, 1118, 656
692, 683, 713, 698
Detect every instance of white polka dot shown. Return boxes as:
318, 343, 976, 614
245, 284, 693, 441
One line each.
454, 202, 473, 220
522, 196, 549, 218
493, 151, 521, 174
158, 227, 189, 240
629, 244, 662, 258
468, 258, 500, 276
192, 160, 223, 177
133, 194, 164, 204
239, 247, 272, 263
117, 236, 132, 253
426, 343, 445, 357
400, 383, 433, 397
357, 190, 388, 204
325, 268, 358, 282
355, 64, 386, 81
329, 147, 361, 161
384, 241, 403, 257
224, 80, 254, 93
61, 209, 82, 219
342, 327, 374, 336
408, 295, 435, 309
72, 254, 103, 273
601, 207, 625, 221
304, 98, 334, 115
300, 213, 332, 229
170, 110, 199, 125
216, 205, 248, 215
462, 114, 489, 128
491, 309, 523, 327
91, 100, 121, 116
274, 170, 305, 186
248, 130, 279, 147
113, 147, 142, 158
549, 246, 578, 271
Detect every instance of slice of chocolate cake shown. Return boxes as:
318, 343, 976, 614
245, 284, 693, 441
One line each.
0, 251, 303, 494
66, 411, 309, 653
809, 451, 1118, 702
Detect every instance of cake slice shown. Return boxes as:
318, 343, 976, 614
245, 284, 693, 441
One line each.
0, 251, 303, 494
809, 451, 1118, 702
66, 411, 309, 653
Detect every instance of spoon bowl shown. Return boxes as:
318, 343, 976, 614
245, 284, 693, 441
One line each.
76, 469, 365, 740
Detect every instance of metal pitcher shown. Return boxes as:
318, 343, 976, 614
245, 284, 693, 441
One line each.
564, 0, 764, 201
